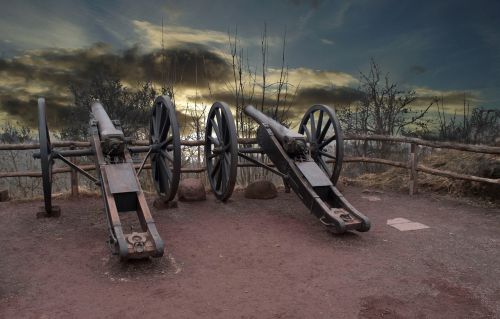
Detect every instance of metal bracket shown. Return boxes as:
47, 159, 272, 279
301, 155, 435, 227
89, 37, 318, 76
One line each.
55, 152, 100, 184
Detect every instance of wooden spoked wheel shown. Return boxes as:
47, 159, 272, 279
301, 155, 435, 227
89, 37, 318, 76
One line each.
298, 104, 344, 185
37, 98, 54, 213
149, 95, 181, 201
204, 102, 238, 201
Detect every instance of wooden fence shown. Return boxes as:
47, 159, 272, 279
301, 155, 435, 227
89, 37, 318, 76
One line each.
0, 135, 499, 197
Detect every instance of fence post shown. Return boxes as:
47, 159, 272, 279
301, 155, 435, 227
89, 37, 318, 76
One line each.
70, 145, 79, 197
408, 143, 417, 195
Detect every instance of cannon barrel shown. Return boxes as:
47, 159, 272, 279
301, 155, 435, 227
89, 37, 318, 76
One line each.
244, 105, 307, 155
91, 101, 125, 155
91, 102, 124, 140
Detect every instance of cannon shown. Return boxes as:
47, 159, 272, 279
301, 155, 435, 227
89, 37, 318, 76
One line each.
34, 95, 181, 259
204, 102, 370, 234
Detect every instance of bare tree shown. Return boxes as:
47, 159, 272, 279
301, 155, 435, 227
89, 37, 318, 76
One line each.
357, 58, 437, 136
225, 24, 297, 185
436, 93, 500, 145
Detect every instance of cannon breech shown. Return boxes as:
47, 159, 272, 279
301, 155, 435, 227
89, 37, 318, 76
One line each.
244, 105, 308, 156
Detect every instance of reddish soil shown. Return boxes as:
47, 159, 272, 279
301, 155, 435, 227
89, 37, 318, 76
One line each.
0, 187, 499, 319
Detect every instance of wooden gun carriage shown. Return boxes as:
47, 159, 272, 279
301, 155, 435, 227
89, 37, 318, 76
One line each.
204, 102, 370, 233
34, 96, 181, 259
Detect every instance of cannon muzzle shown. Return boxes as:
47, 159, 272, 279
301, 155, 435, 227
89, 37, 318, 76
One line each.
244, 105, 307, 156
91, 101, 125, 156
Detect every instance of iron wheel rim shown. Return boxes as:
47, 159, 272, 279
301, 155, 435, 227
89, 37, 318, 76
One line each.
149, 95, 181, 201
204, 102, 238, 201
38, 98, 53, 212
298, 104, 344, 185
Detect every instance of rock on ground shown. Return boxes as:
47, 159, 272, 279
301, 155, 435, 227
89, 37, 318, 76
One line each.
244, 180, 277, 199
177, 178, 206, 202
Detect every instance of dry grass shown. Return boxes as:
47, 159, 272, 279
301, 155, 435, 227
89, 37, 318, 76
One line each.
345, 148, 500, 206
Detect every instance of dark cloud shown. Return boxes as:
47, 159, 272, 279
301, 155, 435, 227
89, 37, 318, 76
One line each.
207, 86, 364, 110
0, 42, 231, 126
208, 91, 287, 110
200, 85, 365, 126
0, 92, 70, 128
283, 86, 364, 120
294, 86, 364, 107
0, 42, 230, 88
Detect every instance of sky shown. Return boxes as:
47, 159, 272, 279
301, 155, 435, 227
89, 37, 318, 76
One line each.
0, 0, 499, 128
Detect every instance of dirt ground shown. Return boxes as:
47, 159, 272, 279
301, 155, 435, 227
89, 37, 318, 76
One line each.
0, 187, 499, 319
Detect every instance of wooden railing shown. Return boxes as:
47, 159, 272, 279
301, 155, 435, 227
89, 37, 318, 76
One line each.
0, 135, 498, 197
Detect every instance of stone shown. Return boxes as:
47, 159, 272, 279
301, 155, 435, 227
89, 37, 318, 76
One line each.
362, 195, 381, 202
244, 180, 277, 199
387, 218, 411, 225
387, 217, 429, 231
390, 222, 429, 231
177, 178, 206, 202
0, 189, 8, 202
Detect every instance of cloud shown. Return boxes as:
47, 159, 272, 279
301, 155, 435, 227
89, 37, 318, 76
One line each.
413, 87, 481, 114
0, 1, 97, 52
0, 42, 231, 88
0, 42, 233, 126
322, 0, 354, 29
277, 67, 358, 88
0, 92, 70, 128
294, 86, 364, 106
132, 20, 229, 50
320, 38, 334, 45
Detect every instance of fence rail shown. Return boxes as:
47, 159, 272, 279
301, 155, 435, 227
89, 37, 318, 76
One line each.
2, 134, 499, 153
1, 135, 499, 197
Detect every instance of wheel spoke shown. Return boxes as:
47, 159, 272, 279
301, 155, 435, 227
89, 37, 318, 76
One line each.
319, 150, 336, 160
309, 112, 316, 141
160, 114, 170, 139
319, 134, 336, 149
318, 156, 332, 175
207, 152, 219, 160
215, 109, 224, 143
161, 150, 174, 163
211, 158, 221, 178
159, 135, 173, 148
158, 158, 169, 181
223, 152, 230, 166
208, 135, 220, 146
158, 157, 171, 188
318, 119, 331, 144
316, 110, 323, 140
152, 155, 159, 179
210, 118, 222, 141
152, 107, 159, 139
155, 104, 162, 139
155, 159, 165, 192
302, 124, 312, 142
